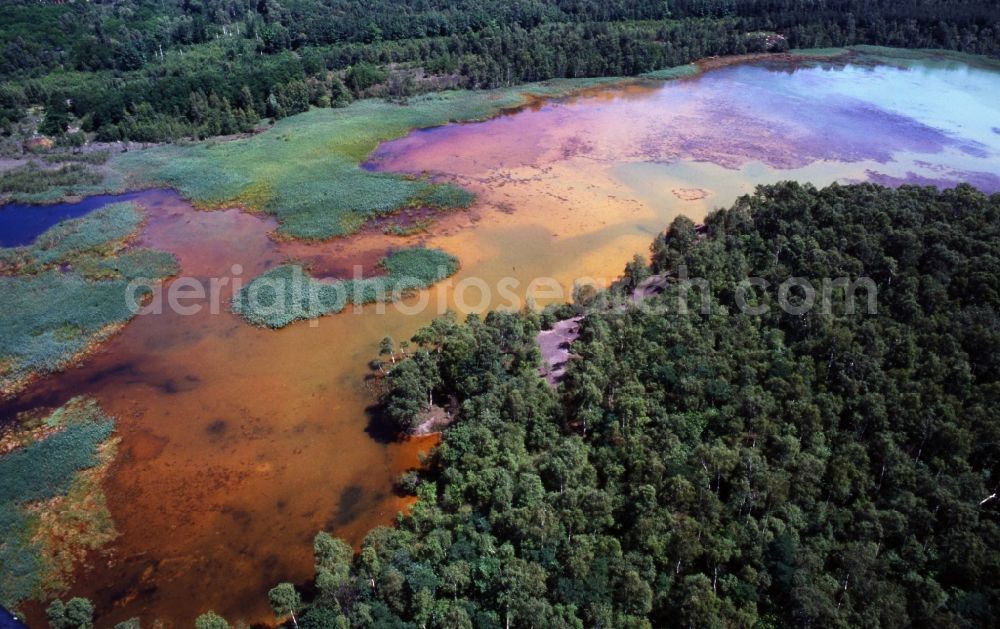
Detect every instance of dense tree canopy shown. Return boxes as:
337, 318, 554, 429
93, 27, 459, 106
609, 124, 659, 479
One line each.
265, 182, 1000, 628
2, 0, 998, 140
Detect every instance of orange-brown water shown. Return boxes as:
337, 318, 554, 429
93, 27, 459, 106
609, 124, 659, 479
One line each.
6, 56, 1000, 627
8, 190, 445, 626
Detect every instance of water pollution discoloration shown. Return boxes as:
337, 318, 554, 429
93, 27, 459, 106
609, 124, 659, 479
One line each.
3, 54, 999, 627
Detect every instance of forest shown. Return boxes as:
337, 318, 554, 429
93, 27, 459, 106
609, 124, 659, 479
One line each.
219, 182, 1000, 628
2, 0, 999, 141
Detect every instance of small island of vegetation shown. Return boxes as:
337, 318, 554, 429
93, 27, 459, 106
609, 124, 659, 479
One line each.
233, 247, 460, 328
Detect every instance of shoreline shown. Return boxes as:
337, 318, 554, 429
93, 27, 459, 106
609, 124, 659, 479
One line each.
2, 43, 991, 408
0, 47, 855, 213
5, 43, 975, 223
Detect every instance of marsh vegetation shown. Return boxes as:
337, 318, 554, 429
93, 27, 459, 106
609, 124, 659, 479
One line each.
233, 248, 459, 328
0, 163, 112, 205
116, 81, 617, 239
0, 397, 117, 609
0, 202, 177, 399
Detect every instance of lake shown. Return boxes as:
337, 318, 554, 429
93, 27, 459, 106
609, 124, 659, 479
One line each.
4, 50, 999, 626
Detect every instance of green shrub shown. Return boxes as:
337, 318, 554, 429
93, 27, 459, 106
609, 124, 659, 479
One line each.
46, 597, 95, 629
194, 612, 229, 629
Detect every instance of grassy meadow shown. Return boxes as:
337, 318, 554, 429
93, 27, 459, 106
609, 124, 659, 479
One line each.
0, 397, 117, 608
233, 247, 459, 328
0, 203, 177, 398
788, 46, 851, 57
115, 78, 624, 240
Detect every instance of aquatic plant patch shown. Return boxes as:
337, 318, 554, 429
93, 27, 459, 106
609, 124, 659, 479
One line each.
232, 247, 459, 328
0, 202, 178, 398
0, 272, 134, 395
0, 202, 142, 273
0, 162, 121, 205
850, 44, 1000, 71
790, 47, 851, 58
71, 248, 178, 282
0, 164, 102, 196
0, 398, 117, 608
640, 63, 700, 80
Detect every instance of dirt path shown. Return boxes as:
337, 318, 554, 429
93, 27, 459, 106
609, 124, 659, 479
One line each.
537, 316, 583, 385
412, 403, 454, 436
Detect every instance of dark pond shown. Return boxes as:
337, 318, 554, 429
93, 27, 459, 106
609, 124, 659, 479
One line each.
0, 191, 146, 247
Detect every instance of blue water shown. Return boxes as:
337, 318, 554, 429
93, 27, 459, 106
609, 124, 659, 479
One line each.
0, 606, 27, 629
0, 191, 146, 247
